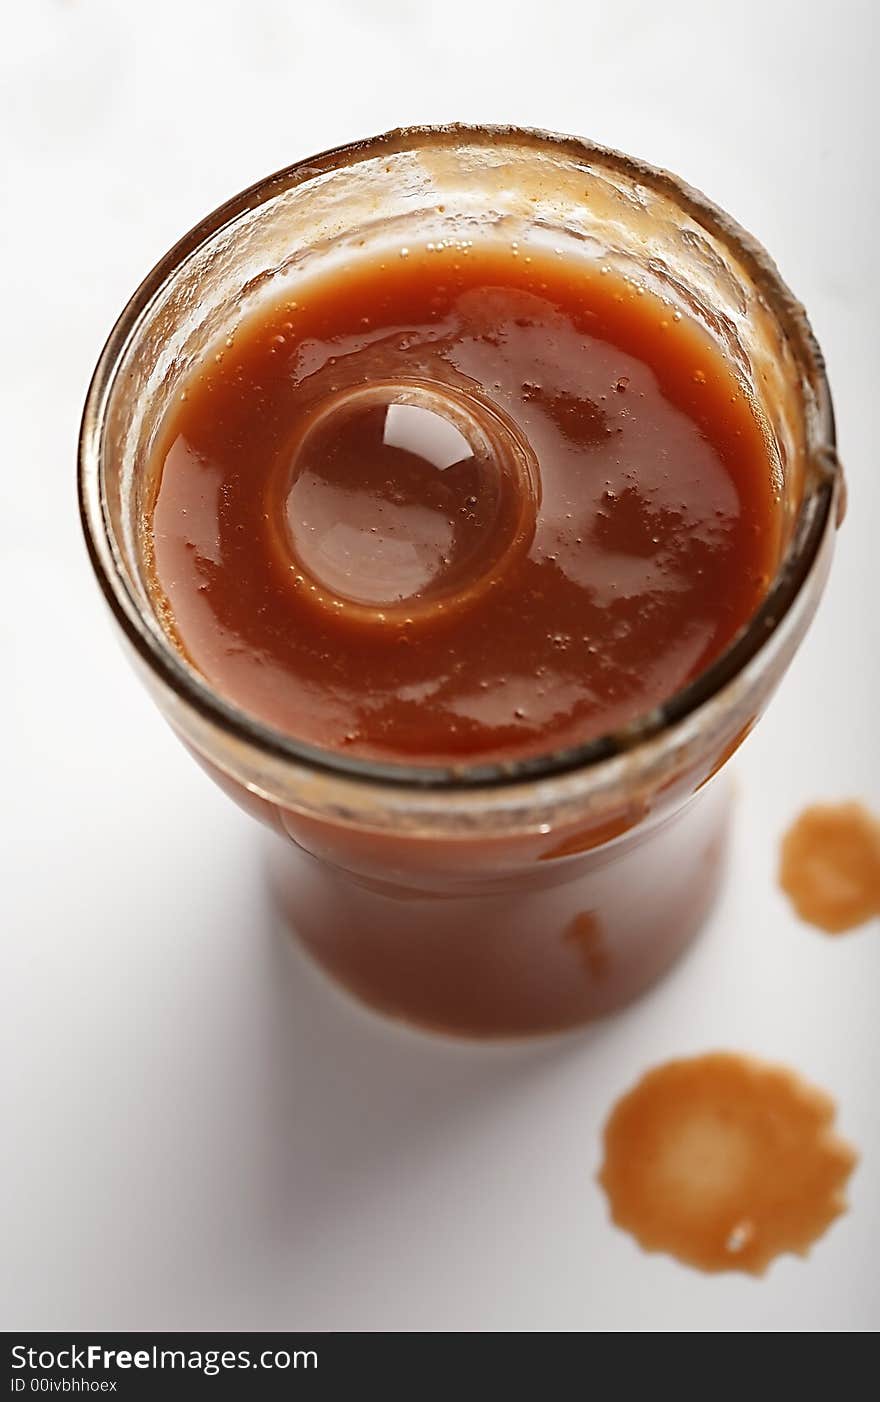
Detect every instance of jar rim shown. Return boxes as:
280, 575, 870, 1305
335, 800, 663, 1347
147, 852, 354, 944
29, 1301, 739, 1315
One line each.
78, 123, 839, 798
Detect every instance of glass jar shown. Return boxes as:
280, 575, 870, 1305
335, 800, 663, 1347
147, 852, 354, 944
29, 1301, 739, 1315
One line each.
79, 126, 841, 1037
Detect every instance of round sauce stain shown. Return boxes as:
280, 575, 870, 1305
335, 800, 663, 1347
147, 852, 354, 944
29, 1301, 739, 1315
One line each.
780, 801, 880, 934
599, 1053, 856, 1275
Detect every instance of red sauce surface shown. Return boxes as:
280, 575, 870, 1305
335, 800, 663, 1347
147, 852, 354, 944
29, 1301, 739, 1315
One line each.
148, 242, 778, 765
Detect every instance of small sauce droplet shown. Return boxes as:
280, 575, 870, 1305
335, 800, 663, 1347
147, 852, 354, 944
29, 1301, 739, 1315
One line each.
599, 1052, 856, 1275
565, 911, 610, 979
779, 801, 880, 933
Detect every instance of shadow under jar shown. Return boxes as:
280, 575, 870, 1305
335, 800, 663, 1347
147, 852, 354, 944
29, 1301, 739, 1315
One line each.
79, 127, 841, 1038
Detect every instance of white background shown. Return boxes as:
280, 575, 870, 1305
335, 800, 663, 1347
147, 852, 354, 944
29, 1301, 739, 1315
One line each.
2, 0, 878, 1333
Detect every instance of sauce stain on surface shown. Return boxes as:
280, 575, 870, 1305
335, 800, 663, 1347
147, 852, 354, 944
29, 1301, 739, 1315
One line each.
780, 801, 880, 934
599, 1052, 856, 1275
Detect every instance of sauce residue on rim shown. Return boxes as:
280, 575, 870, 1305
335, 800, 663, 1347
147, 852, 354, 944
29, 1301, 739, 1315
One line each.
599, 1052, 856, 1275
780, 801, 880, 934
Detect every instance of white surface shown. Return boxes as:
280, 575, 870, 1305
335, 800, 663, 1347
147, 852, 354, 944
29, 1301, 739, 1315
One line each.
2, 0, 879, 1333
